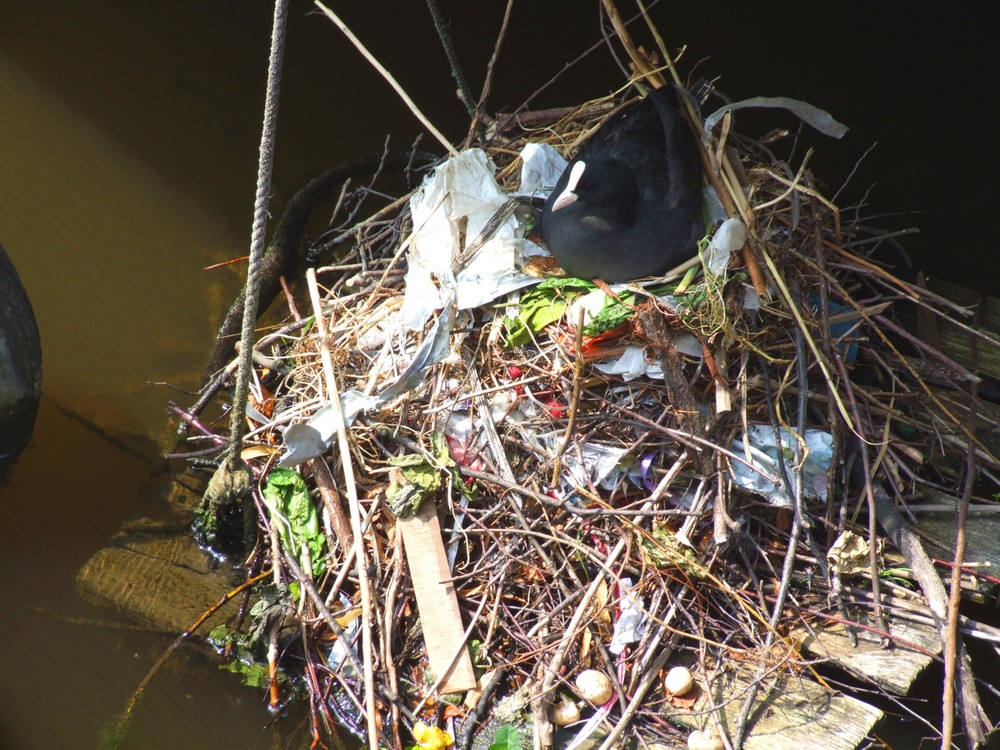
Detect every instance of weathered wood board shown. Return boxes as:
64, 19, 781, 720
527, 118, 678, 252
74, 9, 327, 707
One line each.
796, 604, 941, 695
664, 661, 883, 750
926, 278, 1000, 380
915, 510, 1000, 602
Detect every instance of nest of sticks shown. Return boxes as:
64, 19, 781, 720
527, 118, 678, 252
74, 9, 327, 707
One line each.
177, 27, 1000, 750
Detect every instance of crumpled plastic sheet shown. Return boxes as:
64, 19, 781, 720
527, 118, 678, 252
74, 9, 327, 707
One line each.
517, 142, 566, 197
609, 576, 648, 655
730, 425, 833, 507
704, 217, 746, 275
562, 442, 632, 491
400, 148, 547, 332
591, 334, 703, 382
566, 288, 702, 381
704, 96, 849, 139
323, 596, 365, 739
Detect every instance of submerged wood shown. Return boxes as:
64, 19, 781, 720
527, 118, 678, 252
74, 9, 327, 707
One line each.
77, 515, 241, 634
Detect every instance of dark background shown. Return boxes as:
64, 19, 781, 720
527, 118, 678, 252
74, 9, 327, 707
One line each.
6, 2, 998, 293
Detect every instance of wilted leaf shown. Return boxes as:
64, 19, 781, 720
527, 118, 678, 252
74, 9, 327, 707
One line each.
503, 277, 595, 346
248, 583, 293, 647
241, 444, 278, 460
386, 432, 456, 516
221, 658, 275, 689
640, 522, 703, 577
580, 288, 651, 338
262, 468, 326, 577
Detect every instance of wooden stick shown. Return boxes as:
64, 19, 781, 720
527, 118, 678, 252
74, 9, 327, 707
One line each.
942, 327, 983, 750
463, 0, 514, 149
117, 570, 272, 730
874, 484, 990, 747
760, 246, 854, 429
600, 0, 664, 87
307, 456, 354, 556
305, 268, 379, 750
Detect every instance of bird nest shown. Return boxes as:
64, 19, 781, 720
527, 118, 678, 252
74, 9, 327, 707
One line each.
176, 48, 1000, 750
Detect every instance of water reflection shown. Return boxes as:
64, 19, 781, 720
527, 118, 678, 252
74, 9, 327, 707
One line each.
0, 54, 244, 435
0, 5, 272, 749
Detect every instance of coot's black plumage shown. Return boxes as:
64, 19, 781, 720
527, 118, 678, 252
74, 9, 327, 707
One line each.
539, 86, 703, 282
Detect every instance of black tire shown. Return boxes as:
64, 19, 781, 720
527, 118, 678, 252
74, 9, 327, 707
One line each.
0, 241, 42, 460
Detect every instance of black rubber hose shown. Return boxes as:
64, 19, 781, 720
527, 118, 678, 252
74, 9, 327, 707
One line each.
0, 240, 42, 460
203, 150, 435, 379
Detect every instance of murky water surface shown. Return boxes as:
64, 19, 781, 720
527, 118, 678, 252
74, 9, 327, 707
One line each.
1, 2, 997, 748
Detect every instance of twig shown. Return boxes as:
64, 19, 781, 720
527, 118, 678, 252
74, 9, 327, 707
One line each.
550, 306, 586, 486
463, 0, 514, 149
760, 246, 854, 429
424, 0, 476, 116
731, 350, 809, 750
307, 456, 354, 555
596, 587, 693, 750
600, 0, 665, 87
941, 303, 983, 750
874, 482, 990, 747
115, 570, 272, 731
281, 550, 365, 680
267, 500, 285, 710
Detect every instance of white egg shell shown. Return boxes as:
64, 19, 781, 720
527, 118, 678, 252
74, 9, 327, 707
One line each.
574, 669, 613, 704
551, 697, 580, 726
664, 666, 694, 696
687, 728, 724, 750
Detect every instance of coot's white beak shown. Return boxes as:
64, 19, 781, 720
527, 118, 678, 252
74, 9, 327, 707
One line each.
551, 161, 586, 212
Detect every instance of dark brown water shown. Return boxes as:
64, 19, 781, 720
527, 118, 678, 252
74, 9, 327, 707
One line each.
1, 2, 998, 748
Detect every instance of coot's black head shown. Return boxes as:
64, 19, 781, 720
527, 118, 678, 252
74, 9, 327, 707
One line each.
546, 157, 640, 229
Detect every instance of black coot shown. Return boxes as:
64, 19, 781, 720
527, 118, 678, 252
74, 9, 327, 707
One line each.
539, 85, 704, 282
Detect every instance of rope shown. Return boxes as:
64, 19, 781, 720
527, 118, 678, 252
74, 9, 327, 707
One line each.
226, 0, 289, 472
204, 0, 289, 511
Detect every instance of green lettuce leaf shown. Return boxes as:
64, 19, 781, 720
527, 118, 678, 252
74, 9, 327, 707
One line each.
262, 468, 326, 577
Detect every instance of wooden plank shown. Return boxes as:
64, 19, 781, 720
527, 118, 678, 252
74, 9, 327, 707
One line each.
796, 604, 940, 695
925, 278, 1000, 379
916, 508, 1000, 570
915, 509, 1000, 603
398, 501, 478, 693
665, 660, 883, 750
